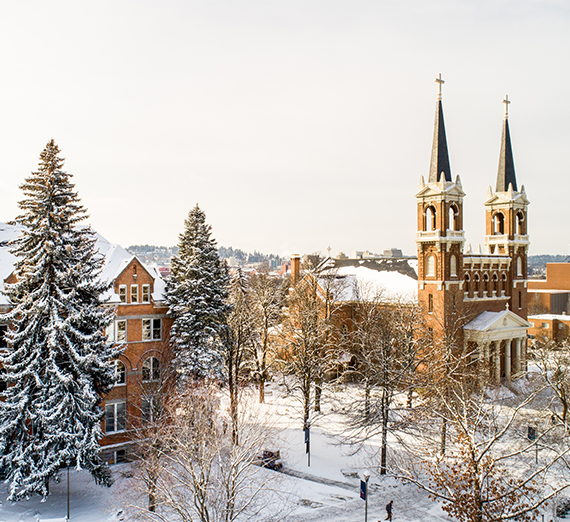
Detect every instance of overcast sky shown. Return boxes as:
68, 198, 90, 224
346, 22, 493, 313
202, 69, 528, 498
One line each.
0, 1, 568, 257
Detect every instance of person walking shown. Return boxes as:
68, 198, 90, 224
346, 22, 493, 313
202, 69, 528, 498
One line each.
384, 500, 393, 521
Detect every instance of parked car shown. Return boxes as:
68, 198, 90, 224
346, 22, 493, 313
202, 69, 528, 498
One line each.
254, 450, 282, 470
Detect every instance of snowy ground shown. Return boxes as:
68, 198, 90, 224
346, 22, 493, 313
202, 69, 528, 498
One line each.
0, 380, 559, 521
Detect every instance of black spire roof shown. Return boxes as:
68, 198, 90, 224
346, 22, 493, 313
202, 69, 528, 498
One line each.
496, 117, 517, 192
428, 99, 452, 183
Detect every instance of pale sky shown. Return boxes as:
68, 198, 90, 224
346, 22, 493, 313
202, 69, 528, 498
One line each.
0, 1, 568, 257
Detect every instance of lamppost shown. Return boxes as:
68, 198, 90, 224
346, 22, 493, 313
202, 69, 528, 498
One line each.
363, 471, 371, 522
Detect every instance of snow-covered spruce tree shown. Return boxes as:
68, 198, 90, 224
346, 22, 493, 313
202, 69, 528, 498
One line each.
0, 140, 120, 501
167, 205, 230, 381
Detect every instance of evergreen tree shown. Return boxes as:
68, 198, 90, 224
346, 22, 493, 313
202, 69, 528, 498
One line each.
167, 205, 230, 381
0, 140, 119, 500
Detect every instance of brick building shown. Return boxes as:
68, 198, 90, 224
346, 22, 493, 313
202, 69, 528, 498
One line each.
416, 81, 531, 381
0, 224, 172, 463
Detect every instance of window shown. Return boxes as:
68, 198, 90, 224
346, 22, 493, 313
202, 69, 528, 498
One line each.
519, 290, 522, 310
464, 274, 470, 294
142, 319, 162, 341
142, 396, 160, 423
493, 212, 505, 235
450, 255, 457, 277
131, 285, 139, 303
517, 257, 523, 277
425, 206, 436, 231
448, 204, 459, 231
118, 285, 127, 303
116, 320, 127, 342
516, 211, 525, 235
542, 322, 550, 329
428, 294, 434, 313
105, 401, 126, 433
142, 357, 160, 382
142, 284, 150, 303
115, 360, 126, 386
0, 324, 7, 348
426, 255, 436, 277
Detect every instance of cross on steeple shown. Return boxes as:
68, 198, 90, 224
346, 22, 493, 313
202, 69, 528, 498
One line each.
435, 73, 445, 99
503, 95, 511, 118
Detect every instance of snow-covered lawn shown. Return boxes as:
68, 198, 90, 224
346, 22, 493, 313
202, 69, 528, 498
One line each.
0, 380, 559, 521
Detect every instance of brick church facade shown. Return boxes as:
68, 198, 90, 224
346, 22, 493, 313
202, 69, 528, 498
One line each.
417, 78, 531, 381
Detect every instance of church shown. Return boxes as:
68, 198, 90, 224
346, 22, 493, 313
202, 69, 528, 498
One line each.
295, 76, 533, 383
416, 75, 531, 381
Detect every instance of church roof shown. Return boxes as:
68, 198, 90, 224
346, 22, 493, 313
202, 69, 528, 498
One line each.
428, 99, 452, 183
496, 116, 518, 192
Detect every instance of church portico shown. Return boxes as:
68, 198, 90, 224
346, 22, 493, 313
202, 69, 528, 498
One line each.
464, 310, 530, 382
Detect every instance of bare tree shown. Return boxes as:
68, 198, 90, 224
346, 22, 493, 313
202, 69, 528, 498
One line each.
248, 270, 287, 403
397, 377, 570, 522
277, 260, 340, 431
133, 384, 280, 522
226, 267, 255, 444
342, 285, 425, 475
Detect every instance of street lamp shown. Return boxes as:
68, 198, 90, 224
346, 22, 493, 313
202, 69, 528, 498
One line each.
363, 471, 371, 522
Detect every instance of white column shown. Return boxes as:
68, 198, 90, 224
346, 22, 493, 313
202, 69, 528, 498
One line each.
515, 338, 522, 374
505, 339, 512, 381
494, 341, 501, 382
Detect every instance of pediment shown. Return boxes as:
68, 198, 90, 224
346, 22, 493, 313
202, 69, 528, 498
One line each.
464, 310, 531, 333
416, 182, 465, 199
485, 191, 530, 207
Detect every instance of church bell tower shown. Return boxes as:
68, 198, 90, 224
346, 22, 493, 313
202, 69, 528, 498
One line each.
484, 96, 530, 318
416, 75, 466, 325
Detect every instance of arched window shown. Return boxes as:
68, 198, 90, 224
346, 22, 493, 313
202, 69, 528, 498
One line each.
464, 274, 470, 294
142, 357, 160, 382
450, 255, 457, 277
493, 212, 505, 235
425, 206, 437, 232
483, 274, 489, 296
426, 255, 436, 277
517, 257, 523, 277
115, 360, 126, 386
492, 274, 498, 296
474, 274, 480, 297
448, 204, 459, 231
516, 211, 525, 235
501, 273, 507, 294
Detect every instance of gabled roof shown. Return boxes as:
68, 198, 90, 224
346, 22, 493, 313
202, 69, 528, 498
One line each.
428, 99, 452, 183
496, 117, 517, 192
464, 309, 531, 333
0, 223, 167, 305
416, 175, 465, 199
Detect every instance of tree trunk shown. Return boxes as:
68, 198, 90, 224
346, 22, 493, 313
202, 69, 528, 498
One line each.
380, 388, 389, 475
407, 386, 413, 408
364, 377, 371, 419
258, 376, 265, 403
439, 417, 447, 456
315, 378, 322, 412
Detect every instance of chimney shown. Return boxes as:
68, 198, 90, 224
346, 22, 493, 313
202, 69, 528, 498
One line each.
291, 254, 301, 286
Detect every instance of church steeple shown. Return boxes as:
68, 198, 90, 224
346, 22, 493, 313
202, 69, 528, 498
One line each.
496, 95, 518, 192
428, 74, 452, 183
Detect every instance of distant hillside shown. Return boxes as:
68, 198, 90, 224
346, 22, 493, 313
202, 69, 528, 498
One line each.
126, 244, 286, 269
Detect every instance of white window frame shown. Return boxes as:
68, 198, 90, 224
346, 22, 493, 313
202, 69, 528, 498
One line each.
116, 320, 127, 342
130, 285, 139, 303
119, 285, 127, 303
450, 255, 457, 277
142, 318, 162, 341
142, 284, 151, 303
105, 401, 127, 433
426, 255, 436, 277
115, 360, 126, 386
142, 356, 161, 382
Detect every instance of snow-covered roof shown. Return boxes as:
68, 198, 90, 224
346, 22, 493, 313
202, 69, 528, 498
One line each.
0, 223, 167, 305
464, 310, 531, 332
318, 258, 418, 304
528, 314, 570, 321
